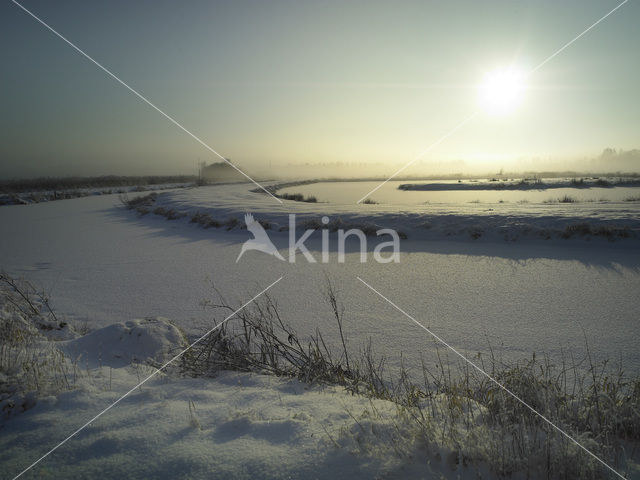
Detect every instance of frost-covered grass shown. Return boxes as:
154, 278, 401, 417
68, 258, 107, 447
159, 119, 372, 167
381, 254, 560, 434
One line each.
279, 192, 319, 203
561, 223, 633, 239
122, 191, 404, 237
544, 195, 578, 203
125, 188, 636, 243
122, 184, 640, 244
0, 273, 80, 420
176, 280, 640, 479
2, 273, 640, 478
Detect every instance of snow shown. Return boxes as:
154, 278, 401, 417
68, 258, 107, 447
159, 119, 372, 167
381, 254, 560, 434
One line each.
1, 183, 639, 478
60, 317, 187, 368
398, 177, 640, 191
278, 178, 640, 205
0, 356, 485, 479
0, 182, 192, 206
0, 185, 638, 374
2, 322, 633, 478
157, 182, 640, 243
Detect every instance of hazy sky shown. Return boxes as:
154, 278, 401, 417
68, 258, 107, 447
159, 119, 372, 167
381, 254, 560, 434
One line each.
1, 0, 638, 178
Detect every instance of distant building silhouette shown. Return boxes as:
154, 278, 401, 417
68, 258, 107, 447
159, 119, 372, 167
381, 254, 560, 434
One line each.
201, 160, 247, 182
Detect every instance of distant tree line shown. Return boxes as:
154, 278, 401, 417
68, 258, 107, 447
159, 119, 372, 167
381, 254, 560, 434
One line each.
201, 161, 247, 182
0, 175, 197, 193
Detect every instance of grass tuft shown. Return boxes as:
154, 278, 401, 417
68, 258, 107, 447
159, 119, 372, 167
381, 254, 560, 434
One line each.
279, 192, 319, 203
0, 273, 78, 420
177, 281, 640, 479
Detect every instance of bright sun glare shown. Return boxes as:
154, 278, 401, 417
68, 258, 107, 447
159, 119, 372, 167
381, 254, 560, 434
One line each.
478, 67, 526, 116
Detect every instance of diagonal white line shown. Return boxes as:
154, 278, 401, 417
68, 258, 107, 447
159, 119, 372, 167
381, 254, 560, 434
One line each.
12, 276, 284, 480
530, 0, 629, 73
356, 112, 478, 204
11, 0, 283, 204
356, 0, 630, 204
356, 276, 626, 480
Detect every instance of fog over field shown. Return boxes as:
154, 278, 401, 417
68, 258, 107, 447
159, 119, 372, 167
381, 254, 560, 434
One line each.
247, 148, 640, 181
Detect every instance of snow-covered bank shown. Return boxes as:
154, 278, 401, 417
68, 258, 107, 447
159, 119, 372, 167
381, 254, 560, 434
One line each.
60, 317, 187, 369
0, 368, 471, 480
2, 288, 639, 480
2, 189, 640, 478
0, 182, 192, 206
398, 176, 640, 191
1, 189, 639, 377
276, 178, 640, 205
0, 297, 486, 480
146, 183, 640, 243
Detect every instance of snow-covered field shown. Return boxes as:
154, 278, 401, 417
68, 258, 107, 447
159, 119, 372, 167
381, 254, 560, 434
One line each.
2, 349, 489, 479
1, 182, 639, 478
2, 183, 637, 366
3, 315, 479, 479
0, 182, 193, 206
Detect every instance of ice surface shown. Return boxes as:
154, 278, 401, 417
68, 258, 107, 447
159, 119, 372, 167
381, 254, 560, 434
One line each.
1, 186, 639, 478
0, 186, 638, 374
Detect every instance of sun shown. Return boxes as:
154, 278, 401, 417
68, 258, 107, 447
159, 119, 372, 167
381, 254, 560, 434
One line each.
478, 67, 526, 116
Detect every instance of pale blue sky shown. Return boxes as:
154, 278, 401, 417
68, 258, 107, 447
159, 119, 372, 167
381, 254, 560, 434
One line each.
1, 0, 638, 177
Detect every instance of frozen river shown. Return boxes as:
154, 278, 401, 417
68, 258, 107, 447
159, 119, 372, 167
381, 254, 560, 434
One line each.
279, 179, 640, 204
1, 187, 639, 376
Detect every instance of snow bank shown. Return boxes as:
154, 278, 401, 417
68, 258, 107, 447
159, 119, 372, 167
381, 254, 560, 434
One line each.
0, 351, 482, 479
0, 183, 192, 206
5, 337, 634, 479
398, 177, 640, 191
145, 182, 640, 244
1, 278, 639, 479
61, 317, 187, 368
